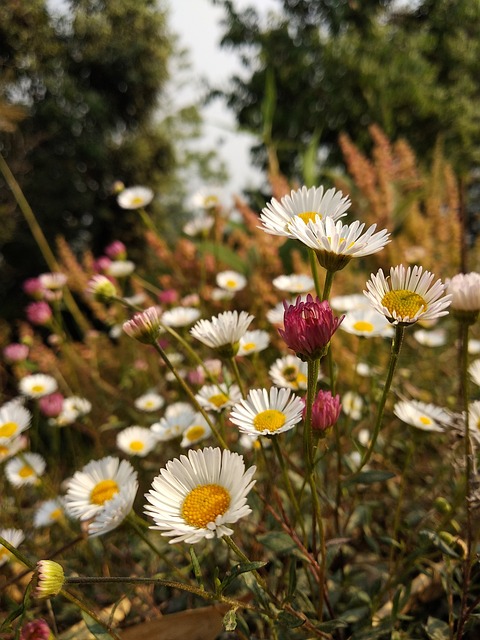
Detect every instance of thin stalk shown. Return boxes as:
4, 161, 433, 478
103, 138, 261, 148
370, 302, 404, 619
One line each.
270, 436, 303, 530
127, 513, 184, 578
321, 269, 335, 302
357, 324, 405, 472
230, 356, 246, 398
304, 358, 320, 470
309, 248, 322, 299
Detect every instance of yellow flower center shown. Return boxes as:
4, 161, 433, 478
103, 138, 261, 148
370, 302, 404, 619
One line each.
253, 409, 286, 433
31, 385, 45, 394
204, 195, 219, 207
242, 342, 256, 352
181, 483, 230, 528
297, 211, 321, 224
352, 321, 375, 333
19, 465, 34, 478
131, 196, 145, 206
225, 279, 237, 289
50, 508, 62, 520
90, 479, 119, 505
0, 422, 18, 438
208, 393, 229, 408
129, 440, 145, 452
419, 416, 432, 425
185, 425, 207, 441
296, 373, 307, 387
0, 445, 8, 456
381, 290, 426, 319
0, 547, 10, 560
283, 365, 299, 382
144, 400, 155, 408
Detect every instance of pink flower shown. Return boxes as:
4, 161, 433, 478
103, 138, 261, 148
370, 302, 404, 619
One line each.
93, 256, 112, 273
123, 306, 163, 344
20, 619, 53, 640
158, 289, 179, 305
23, 278, 45, 299
279, 295, 343, 361
105, 240, 127, 260
26, 302, 52, 326
38, 393, 64, 418
3, 343, 29, 363
305, 390, 342, 432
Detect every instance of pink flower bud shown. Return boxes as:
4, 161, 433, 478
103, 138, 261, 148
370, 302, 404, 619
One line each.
305, 390, 342, 432
20, 618, 53, 640
105, 240, 127, 260
26, 302, 52, 326
38, 393, 64, 418
3, 343, 29, 363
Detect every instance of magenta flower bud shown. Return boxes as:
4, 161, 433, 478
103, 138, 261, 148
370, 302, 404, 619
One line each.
158, 289, 179, 305
279, 295, 344, 361
304, 389, 342, 432
3, 343, 29, 363
23, 278, 45, 299
26, 301, 52, 326
38, 392, 64, 418
93, 256, 112, 273
20, 618, 53, 640
105, 240, 127, 260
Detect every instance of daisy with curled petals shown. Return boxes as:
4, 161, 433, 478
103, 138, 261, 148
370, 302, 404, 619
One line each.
272, 274, 315, 294
445, 272, 480, 322
34, 499, 65, 528
5, 452, 46, 487
134, 391, 165, 412
190, 310, 254, 357
260, 185, 350, 238
64, 456, 137, 523
393, 400, 453, 433
19, 374, 58, 399
117, 185, 154, 210
195, 384, 242, 412
123, 306, 163, 344
238, 330, 270, 356
144, 447, 256, 544
469, 360, 480, 387
269, 354, 310, 391
216, 270, 247, 293
0, 528, 25, 566
229, 387, 304, 437
364, 265, 452, 326
340, 308, 394, 339
161, 307, 201, 328
116, 426, 157, 457
180, 413, 212, 448
87, 480, 138, 537
288, 216, 390, 272
0, 402, 31, 442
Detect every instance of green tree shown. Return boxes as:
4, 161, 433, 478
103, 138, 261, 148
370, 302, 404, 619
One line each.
0, 0, 180, 317
212, 0, 480, 180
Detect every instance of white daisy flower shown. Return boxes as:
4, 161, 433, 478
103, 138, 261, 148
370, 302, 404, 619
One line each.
165, 401, 197, 419
190, 187, 225, 210
117, 186, 154, 209
195, 384, 242, 412
238, 330, 270, 356
144, 447, 256, 544
183, 214, 215, 237
238, 433, 266, 451
260, 185, 350, 238
64, 456, 138, 522
63, 396, 92, 417
272, 274, 315, 294
87, 479, 138, 537
210, 287, 235, 302
161, 306, 201, 327
469, 360, 480, 387
39, 272, 67, 291
0, 402, 31, 442
364, 265, 452, 325
116, 426, 157, 457
394, 400, 453, 433
229, 387, 304, 437
330, 293, 372, 312
445, 272, 480, 313
5, 452, 46, 486
151, 409, 195, 442
190, 310, 254, 356
0, 528, 25, 567
34, 499, 65, 528
342, 391, 364, 420
134, 391, 165, 412
269, 354, 310, 390
468, 339, 480, 355
469, 401, 480, 443
289, 217, 390, 271
216, 270, 247, 293
340, 308, 394, 338
413, 328, 447, 347
0, 435, 28, 462
356, 362, 373, 377
180, 413, 212, 448
19, 374, 58, 399
106, 260, 135, 278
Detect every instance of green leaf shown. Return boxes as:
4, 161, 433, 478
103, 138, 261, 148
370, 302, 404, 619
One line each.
425, 616, 450, 640
277, 611, 305, 628
223, 608, 238, 631
287, 558, 297, 599
197, 241, 246, 273
189, 546, 204, 587
81, 612, 116, 640
257, 532, 297, 554
419, 530, 461, 558
343, 470, 396, 486
314, 619, 349, 632
220, 561, 267, 593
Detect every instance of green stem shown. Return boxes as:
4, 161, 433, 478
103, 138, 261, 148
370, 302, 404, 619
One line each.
230, 356, 246, 398
151, 340, 229, 449
321, 269, 335, 302
304, 358, 320, 470
271, 436, 304, 529
357, 324, 405, 472
60, 589, 122, 640
309, 248, 322, 299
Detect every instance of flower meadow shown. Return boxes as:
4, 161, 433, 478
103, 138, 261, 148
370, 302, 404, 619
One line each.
2, 136, 480, 639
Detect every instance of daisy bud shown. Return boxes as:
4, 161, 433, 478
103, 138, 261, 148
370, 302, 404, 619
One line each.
279, 295, 343, 362
105, 240, 127, 260
87, 275, 117, 302
26, 301, 52, 326
445, 272, 480, 324
20, 619, 54, 640
33, 560, 65, 599
123, 306, 163, 344
3, 343, 29, 363
306, 389, 341, 433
